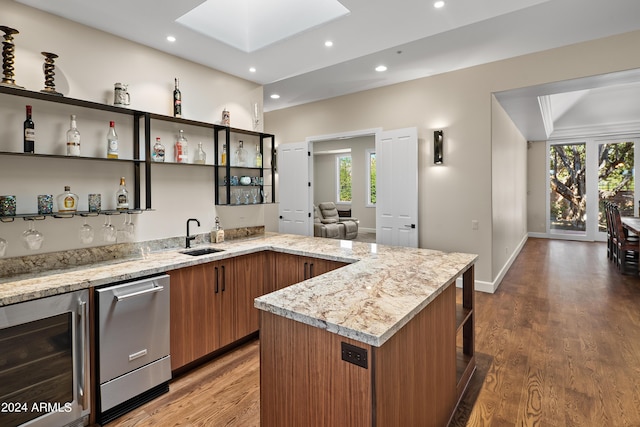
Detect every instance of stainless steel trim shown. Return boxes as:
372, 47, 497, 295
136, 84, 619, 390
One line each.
129, 349, 148, 361
78, 299, 88, 411
115, 284, 164, 301
100, 355, 171, 412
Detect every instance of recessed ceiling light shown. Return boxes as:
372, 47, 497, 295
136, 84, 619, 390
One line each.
325, 40, 333, 47
249, 67, 257, 73
270, 94, 281, 99
434, 1, 445, 8
375, 65, 388, 72
166, 35, 176, 42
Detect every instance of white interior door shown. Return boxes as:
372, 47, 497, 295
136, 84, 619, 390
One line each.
376, 128, 419, 247
278, 141, 312, 236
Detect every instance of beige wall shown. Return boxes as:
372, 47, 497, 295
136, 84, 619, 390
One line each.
491, 96, 528, 281
0, 0, 263, 257
265, 29, 640, 288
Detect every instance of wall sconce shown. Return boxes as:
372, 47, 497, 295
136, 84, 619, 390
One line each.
434, 130, 444, 165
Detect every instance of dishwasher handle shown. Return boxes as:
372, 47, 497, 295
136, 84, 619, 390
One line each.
115, 284, 164, 301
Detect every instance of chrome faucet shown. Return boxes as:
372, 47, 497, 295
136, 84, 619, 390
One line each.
186, 218, 200, 248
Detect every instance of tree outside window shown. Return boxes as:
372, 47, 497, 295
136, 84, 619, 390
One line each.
337, 155, 352, 203
367, 150, 376, 205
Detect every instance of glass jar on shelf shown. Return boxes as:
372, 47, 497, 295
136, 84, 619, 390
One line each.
234, 140, 248, 166
194, 142, 206, 164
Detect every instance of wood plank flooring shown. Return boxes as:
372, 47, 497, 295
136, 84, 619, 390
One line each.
107, 238, 640, 426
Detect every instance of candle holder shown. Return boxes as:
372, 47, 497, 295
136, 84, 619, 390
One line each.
40, 52, 63, 96
0, 26, 22, 88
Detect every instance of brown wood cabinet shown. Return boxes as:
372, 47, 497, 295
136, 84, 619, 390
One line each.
260, 265, 475, 427
168, 252, 265, 371
269, 251, 348, 292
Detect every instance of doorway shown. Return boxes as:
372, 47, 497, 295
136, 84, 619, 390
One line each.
547, 138, 638, 240
312, 135, 377, 237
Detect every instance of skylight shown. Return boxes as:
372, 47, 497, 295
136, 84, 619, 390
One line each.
177, 0, 350, 53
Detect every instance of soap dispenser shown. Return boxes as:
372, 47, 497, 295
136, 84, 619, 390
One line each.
212, 216, 224, 243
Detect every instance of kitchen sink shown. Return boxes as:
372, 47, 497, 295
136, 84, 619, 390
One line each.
180, 247, 225, 256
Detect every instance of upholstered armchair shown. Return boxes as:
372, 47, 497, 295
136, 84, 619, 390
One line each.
315, 202, 358, 240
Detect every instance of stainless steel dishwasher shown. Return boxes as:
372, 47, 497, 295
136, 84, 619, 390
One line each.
95, 274, 171, 424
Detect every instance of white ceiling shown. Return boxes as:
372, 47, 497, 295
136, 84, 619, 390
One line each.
15, 0, 640, 137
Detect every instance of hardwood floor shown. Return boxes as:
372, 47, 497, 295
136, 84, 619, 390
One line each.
108, 238, 640, 426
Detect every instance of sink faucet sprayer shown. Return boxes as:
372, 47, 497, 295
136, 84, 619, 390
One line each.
186, 218, 200, 248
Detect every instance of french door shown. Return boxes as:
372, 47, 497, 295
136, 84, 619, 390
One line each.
548, 138, 638, 241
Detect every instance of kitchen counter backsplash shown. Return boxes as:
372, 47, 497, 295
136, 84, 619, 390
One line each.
0, 226, 265, 278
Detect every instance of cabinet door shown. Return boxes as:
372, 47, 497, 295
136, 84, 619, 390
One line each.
168, 264, 211, 370
231, 252, 264, 338
304, 257, 348, 278
272, 252, 305, 290
212, 260, 235, 349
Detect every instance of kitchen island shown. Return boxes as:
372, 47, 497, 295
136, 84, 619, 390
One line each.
0, 233, 476, 426
255, 241, 477, 427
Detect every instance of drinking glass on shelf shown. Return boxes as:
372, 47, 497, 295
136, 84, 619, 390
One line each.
261, 189, 270, 203
22, 221, 44, 250
124, 213, 135, 240
102, 216, 116, 243
78, 217, 94, 244
251, 188, 258, 204
0, 237, 7, 257
244, 190, 250, 205
118, 213, 135, 242
234, 189, 241, 205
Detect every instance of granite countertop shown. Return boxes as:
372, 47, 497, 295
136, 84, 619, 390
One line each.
0, 233, 477, 347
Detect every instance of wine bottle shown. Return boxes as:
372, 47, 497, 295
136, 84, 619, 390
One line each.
23, 105, 35, 153
66, 114, 81, 156
173, 78, 182, 118
107, 121, 118, 159
116, 177, 129, 210
255, 144, 262, 168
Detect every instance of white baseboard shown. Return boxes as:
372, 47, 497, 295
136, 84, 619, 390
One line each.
456, 233, 528, 294
359, 227, 376, 233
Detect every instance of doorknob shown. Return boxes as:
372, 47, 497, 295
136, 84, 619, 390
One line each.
404, 224, 416, 229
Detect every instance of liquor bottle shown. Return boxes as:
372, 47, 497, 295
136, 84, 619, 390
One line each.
221, 144, 227, 165
173, 78, 182, 118
56, 185, 78, 212
24, 105, 35, 153
107, 121, 118, 159
116, 177, 129, 210
255, 144, 262, 168
234, 140, 247, 166
175, 130, 188, 163
66, 114, 81, 156
152, 137, 165, 162
194, 142, 206, 164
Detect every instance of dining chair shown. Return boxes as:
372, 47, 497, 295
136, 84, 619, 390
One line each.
612, 204, 639, 274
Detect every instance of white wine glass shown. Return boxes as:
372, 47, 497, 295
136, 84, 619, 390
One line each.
124, 213, 135, 240
102, 215, 116, 243
117, 213, 135, 242
261, 189, 270, 203
79, 217, 94, 244
22, 220, 44, 250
